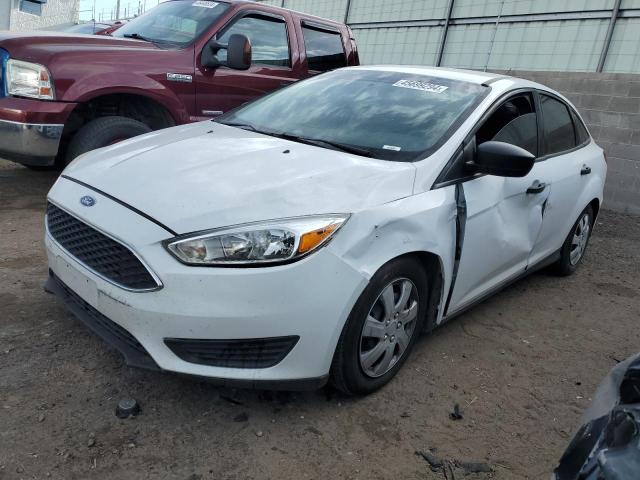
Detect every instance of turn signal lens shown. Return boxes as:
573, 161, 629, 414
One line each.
298, 223, 340, 254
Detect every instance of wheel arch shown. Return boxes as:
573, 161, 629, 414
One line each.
59, 92, 179, 160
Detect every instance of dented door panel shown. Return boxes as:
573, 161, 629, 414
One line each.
447, 168, 550, 313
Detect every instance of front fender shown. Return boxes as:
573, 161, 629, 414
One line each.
327, 187, 457, 324
60, 73, 190, 124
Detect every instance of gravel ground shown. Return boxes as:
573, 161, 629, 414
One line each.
0, 159, 638, 480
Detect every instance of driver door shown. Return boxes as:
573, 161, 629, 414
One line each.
447, 92, 552, 313
194, 11, 301, 120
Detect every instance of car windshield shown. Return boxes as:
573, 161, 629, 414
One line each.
113, 0, 229, 47
61, 23, 109, 34
217, 69, 490, 162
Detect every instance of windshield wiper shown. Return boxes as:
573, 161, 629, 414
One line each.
216, 121, 260, 132
269, 132, 373, 157
122, 32, 158, 43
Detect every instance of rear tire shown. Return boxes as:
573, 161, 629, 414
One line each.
552, 205, 594, 276
65, 116, 152, 165
330, 257, 428, 395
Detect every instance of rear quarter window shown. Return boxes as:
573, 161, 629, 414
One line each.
540, 94, 577, 155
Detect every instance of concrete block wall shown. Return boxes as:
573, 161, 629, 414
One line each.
496, 71, 640, 215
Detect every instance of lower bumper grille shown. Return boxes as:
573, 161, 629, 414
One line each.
164, 336, 299, 369
46, 271, 158, 371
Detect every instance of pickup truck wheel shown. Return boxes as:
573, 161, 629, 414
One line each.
65, 116, 152, 165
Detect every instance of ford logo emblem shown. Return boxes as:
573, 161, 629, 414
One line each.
80, 195, 96, 207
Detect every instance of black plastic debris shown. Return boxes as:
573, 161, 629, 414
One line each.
415, 450, 443, 472
554, 353, 640, 480
455, 460, 493, 474
115, 398, 140, 419
450, 403, 463, 420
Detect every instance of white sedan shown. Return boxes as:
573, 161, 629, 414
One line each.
45, 66, 606, 394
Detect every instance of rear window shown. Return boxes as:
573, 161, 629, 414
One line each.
302, 24, 347, 72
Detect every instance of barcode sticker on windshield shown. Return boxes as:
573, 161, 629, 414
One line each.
393, 80, 448, 93
192, 1, 219, 8
383, 145, 402, 151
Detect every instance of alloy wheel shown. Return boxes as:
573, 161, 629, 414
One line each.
570, 213, 591, 266
359, 278, 419, 378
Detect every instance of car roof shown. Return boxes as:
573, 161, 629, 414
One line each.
345, 65, 558, 95
349, 65, 508, 85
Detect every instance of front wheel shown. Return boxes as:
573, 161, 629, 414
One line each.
330, 257, 428, 395
64, 116, 152, 165
552, 205, 594, 276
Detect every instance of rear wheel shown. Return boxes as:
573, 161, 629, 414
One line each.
552, 205, 594, 276
330, 257, 428, 395
64, 116, 152, 165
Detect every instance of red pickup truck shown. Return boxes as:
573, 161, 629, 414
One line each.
0, 0, 359, 168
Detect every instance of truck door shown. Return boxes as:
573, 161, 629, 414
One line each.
194, 10, 301, 120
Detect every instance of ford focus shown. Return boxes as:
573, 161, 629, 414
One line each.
45, 66, 606, 394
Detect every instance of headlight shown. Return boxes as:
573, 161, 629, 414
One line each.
166, 215, 349, 266
6, 59, 55, 100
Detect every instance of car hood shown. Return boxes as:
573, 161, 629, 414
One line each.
0, 32, 158, 63
63, 122, 417, 234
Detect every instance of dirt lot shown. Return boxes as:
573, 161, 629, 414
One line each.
0, 158, 638, 480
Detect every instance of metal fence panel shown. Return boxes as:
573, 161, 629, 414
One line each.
603, 18, 640, 72
356, 26, 443, 65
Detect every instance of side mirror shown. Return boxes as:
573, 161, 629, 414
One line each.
226, 34, 252, 70
201, 33, 252, 70
471, 141, 535, 178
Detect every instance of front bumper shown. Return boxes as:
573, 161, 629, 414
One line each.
0, 97, 76, 166
45, 177, 368, 388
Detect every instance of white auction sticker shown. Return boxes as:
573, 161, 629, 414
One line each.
383, 145, 402, 151
192, 1, 219, 8
393, 79, 448, 93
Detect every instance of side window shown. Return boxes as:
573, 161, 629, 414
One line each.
302, 24, 347, 73
20, 0, 42, 15
217, 15, 290, 67
572, 111, 590, 145
540, 94, 577, 155
476, 93, 538, 156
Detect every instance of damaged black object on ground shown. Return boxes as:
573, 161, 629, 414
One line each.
554, 353, 640, 480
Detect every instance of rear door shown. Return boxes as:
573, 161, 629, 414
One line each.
446, 92, 552, 312
527, 93, 596, 266
194, 10, 301, 119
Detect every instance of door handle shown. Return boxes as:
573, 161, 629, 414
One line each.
526, 180, 547, 194
581, 165, 592, 175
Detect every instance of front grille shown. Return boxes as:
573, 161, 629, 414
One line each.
164, 336, 300, 369
47, 203, 159, 290
48, 271, 158, 371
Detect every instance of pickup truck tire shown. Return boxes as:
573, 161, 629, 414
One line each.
65, 116, 152, 165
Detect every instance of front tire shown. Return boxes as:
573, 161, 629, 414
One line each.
65, 116, 152, 165
552, 205, 594, 276
330, 257, 428, 395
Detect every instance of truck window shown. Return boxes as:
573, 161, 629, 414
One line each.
217, 14, 290, 68
302, 24, 347, 73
